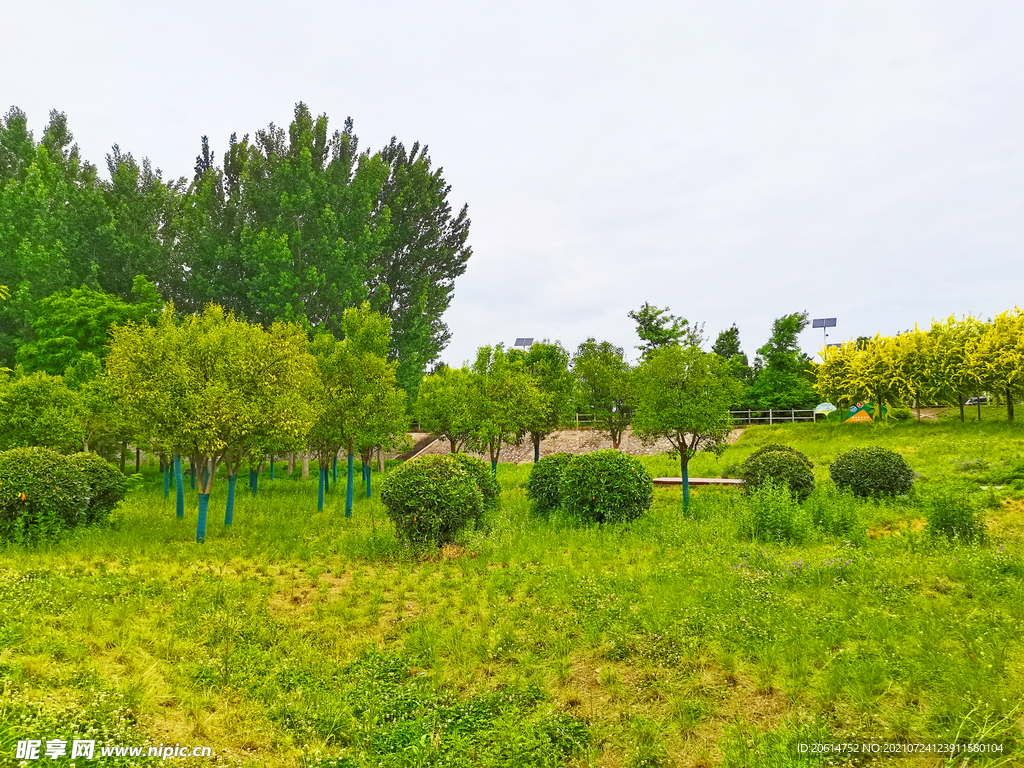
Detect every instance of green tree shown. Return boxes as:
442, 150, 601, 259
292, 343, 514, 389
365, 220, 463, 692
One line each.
522, 340, 574, 463
572, 339, 634, 449
924, 315, 986, 421
416, 365, 475, 453
16, 276, 161, 375
628, 302, 703, 359
308, 304, 408, 515
633, 346, 742, 507
711, 324, 752, 404
746, 312, 817, 409
468, 344, 545, 473
972, 308, 1023, 421
367, 139, 473, 400
107, 304, 318, 539
0, 369, 85, 453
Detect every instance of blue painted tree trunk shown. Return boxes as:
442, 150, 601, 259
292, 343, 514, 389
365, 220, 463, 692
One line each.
491, 460, 498, 475
534, 441, 540, 464
270, 460, 275, 481
174, 454, 185, 519
325, 463, 330, 493
249, 469, 258, 498
682, 464, 690, 509
333, 454, 338, 484
363, 464, 371, 498
190, 460, 196, 490
197, 493, 209, 543
163, 464, 170, 498
318, 468, 325, 512
345, 453, 354, 517
225, 475, 237, 526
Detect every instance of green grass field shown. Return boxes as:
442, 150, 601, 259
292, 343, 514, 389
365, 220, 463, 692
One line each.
2, 417, 1024, 767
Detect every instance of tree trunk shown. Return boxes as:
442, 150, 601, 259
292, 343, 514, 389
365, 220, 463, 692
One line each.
449, 437, 457, 453
119, 441, 127, 473
1008, 388, 1015, 422
533, 435, 541, 464
288, 451, 295, 475
377, 446, 384, 472
301, 455, 309, 479
915, 398, 921, 422
135, 447, 141, 473
959, 395, 965, 423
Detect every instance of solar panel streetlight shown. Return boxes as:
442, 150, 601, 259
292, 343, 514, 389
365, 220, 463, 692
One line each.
812, 317, 837, 347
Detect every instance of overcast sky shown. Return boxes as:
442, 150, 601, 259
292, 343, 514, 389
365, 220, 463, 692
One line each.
5, 0, 1022, 367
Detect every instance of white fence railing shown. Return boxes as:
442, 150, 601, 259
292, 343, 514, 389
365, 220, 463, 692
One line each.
572, 410, 816, 428
728, 409, 816, 425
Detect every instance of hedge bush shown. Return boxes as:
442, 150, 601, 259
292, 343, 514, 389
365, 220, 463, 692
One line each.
0, 447, 90, 543
379, 454, 484, 546
448, 453, 500, 514
829, 446, 915, 498
71, 452, 129, 525
525, 452, 574, 517
742, 446, 815, 502
560, 450, 653, 524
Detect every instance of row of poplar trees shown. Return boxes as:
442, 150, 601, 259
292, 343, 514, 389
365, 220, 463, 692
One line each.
815, 309, 1024, 421
0, 103, 471, 400
106, 302, 409, 542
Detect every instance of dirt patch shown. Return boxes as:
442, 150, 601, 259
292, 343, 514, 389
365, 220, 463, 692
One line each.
266, 571, 353, 620
416, 427, 745, 464
868, 518, 926, 538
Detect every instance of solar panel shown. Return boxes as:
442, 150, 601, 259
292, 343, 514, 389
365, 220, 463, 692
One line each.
513, 338, 534, 348
812, 318, 837, 329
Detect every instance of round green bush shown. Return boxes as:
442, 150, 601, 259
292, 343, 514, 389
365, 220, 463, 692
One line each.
526, 452, 574, 517
742, 447, 815, 502
745, 443, 813, 471
0, 447, 90, 543
447, 453, 500, 515
559, 450, 653, 524
829, 446, 915, 498
71, 452, 128, 524
379, 454, 484, 546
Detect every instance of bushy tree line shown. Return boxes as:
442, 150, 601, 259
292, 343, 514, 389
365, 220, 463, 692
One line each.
816, 309, 1024, 421
0, 104, 471, 399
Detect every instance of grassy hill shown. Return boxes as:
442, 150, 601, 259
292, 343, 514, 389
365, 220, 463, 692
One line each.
2, 417, 1023, 766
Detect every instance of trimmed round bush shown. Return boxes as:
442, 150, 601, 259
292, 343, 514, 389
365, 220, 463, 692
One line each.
560, 450, 653, 524
526, 452, 574, 517
447, 453, 500, 515
0, 447, 90, 543
71, 452, 128, 524
829, 446, 915, 498
742, 447, 815, 502
379, 454, 484, 546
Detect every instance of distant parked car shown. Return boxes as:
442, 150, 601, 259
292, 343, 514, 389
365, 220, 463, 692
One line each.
965, 396, 988, 406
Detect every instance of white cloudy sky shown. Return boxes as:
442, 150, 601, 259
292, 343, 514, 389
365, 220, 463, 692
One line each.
4, 0, 1022, 366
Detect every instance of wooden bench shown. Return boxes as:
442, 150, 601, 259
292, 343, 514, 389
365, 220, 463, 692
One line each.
652, 477, 743, 487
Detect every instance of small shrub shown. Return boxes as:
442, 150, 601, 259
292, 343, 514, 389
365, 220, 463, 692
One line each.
745, 479, 812, 544
923, 482, 986, 543
560, 450, 653, 524
745, 443, 813, 470
829, 446, 915, 498
806, 482, 866, 546
526, 452, 574, 517
71, 452, 128, 524
889, 406, 913, 421
379, 455, 484, 546
0, 447, 90, 544
742, 447, 815, 502
447, 453, 500, 515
